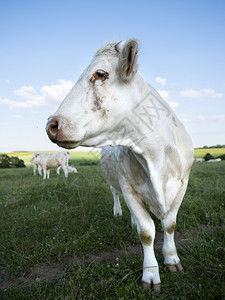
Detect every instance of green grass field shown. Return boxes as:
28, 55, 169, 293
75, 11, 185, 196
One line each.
0, 152, 224, 299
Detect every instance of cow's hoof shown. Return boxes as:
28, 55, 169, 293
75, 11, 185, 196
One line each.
153, 283, 161, 293
165, 263, 184, 273
113, 214, 122, 218
142, 281, 161, 293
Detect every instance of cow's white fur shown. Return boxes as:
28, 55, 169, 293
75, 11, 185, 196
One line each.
30, 152, 71, 179
46, 40, 194, 290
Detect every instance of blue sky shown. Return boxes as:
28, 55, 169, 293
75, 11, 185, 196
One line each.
0, 0, 225, 152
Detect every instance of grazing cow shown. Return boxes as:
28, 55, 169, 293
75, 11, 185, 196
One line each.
195, 158, 205, 162
57, 165, 78, 175
30, 153, 43, 176
31, 152, 71, 179
46, 39, 194, 291
207, 158, 221, 162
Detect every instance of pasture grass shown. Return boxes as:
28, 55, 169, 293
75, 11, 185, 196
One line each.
0, 156, 224, 299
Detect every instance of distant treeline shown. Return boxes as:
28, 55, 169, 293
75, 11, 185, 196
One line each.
0, 154, 26, 168
197, 144, 225, 149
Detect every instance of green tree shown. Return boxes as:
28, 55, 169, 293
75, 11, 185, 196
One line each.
0, 154, 26, 168
203, 153, 214, 161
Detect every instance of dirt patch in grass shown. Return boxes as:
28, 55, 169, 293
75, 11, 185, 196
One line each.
0, 225, 219, 290
0, 263, 63, 290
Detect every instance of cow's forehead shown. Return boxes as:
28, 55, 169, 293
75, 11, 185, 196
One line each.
95, 42, 118, 58
83, 53, 118, 78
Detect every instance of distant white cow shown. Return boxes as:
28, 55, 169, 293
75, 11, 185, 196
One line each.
30, 153, 43, 176
207, 158, 221, 162
195, 158, 205, 162
30, 152, 71, 179
57, 165, 78, 175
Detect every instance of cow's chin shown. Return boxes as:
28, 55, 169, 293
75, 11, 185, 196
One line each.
56, 140, 81, 149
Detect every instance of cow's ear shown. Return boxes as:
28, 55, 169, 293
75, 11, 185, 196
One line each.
116, 39, 139, 81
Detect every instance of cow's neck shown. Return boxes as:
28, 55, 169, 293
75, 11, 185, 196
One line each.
109, 74, 171, 174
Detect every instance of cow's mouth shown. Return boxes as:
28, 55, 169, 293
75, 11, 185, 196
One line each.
56, 140, 81, 149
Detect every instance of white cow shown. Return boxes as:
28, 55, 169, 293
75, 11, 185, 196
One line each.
30, 153, 43, 176
195, 158, 205, 162
57, 165, 78, 175
30, 152, 71, 179
46, 39, 194, 291
207, 158, 221, 162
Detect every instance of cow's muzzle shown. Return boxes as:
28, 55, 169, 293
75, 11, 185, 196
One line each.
46, 116, 80, 149
46, 117, 61, 143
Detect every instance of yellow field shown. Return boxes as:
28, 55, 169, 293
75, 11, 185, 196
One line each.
1, 148, 224, 165
0, 151, 101, 165
194, 148, 225, 158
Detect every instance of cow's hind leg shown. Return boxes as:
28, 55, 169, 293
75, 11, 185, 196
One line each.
110, 186, 122, 217
121, 185, 161, 292
161, 179, 189, 273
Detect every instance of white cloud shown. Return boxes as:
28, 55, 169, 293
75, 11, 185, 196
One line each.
41, 80, 74, 102
5, 79, 11, 84
0, 80, 74, 109
180, 89, 223, 98
155, 77, 167, 86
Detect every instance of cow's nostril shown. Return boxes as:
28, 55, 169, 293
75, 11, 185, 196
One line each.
46, 118, 60, 142
49, 120, 59, 134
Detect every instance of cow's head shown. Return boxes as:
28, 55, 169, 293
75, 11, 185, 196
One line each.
30, 153, 40, 164
46, 39, 139, 149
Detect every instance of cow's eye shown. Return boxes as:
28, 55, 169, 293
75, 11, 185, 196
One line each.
90, 69, 109, 83
97, 70, 105, 78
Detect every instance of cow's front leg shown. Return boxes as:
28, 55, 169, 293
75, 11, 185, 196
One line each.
47, 169, 50, 179
33, 164, 37, 176
61, 165, 68, 178
38, 165, 42, 176
43, 168, 47, 180
121, 185, 161, 292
